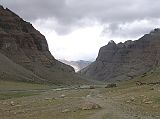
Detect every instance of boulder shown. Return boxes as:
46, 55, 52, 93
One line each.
80, 101, 101, 110
105, 83, 117, 88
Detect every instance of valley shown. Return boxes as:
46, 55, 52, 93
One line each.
0, 4, 160, 119
0, 75, 160, 119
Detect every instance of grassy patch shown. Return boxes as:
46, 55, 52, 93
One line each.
0, 80, 55, 91
153, 96, 160, 103
0, 91, 39, 100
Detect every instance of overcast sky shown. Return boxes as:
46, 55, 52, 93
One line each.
1, 0, 160, 61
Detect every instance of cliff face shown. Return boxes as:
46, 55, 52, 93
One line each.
0, 6, 87, 84
80, 29, 160, 82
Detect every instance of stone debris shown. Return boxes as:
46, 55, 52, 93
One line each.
80, 101, 101, 110
86, 95, 91, 98
105, 83, 117, 88
15, 105, 22, 107
60, 95, 65, 98
45, 98, 52, 100
10, 101, 15, 106
150, 88, 154, 90
142, 98, 149, 103
126, 100, 131, 103
144, 101, 153, 104
62, 109, 70, 113
126, 97, 135, 103
130, 97, 135, 102
89, 85, 95, 89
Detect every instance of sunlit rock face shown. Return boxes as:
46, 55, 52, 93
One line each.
80, 29, 160, 82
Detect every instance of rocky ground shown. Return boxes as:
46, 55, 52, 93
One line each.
0, 80, 160, 119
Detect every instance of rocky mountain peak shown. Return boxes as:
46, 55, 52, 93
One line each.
0, 5, 86, 84
150, 28, 160, 35
80, 29, 160, 82
107, 40, 117, 47
108, 40, 116, 44
0, 5, 4, 10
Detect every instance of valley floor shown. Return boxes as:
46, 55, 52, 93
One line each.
0, 81, 160, 119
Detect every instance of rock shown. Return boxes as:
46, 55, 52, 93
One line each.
54, 88, 62, 91
15, 105, 22, 107
45, 98, 52, 100
105, 83, 117, 88
89, 85, 95, 89
10, 101, 15, 106
97, 94, 103, 98
130, 97, 135, 102
13, 112, 17, 115
80, 101, 101, 110
62, 109, 70, 113
126, 100, 131, 103
80, 85, 90, 89
86, 95, 91, 98
150, 88, 154, 90
60, 95, 65, 98
80, 29, 160, 82
136, 81, 146, 86
144, 101, 153, 104
126, 97, 135, 103
155, 116, 160, 118
142, 98, 149, 103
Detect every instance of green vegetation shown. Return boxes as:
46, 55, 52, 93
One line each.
0, 80, 54, 91
0, 91, 39, 100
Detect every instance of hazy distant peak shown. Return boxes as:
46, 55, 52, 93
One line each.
58, 59, 92, 72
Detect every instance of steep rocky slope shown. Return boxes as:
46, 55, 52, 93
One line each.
0, 52, 45, 83
80, 29, 160, 82
0, 5, 87, 85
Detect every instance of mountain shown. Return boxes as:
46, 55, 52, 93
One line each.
58, 59, 92, 72
80, 28, 160, 82
0, 5, 88, 85
0, 52, 45, 83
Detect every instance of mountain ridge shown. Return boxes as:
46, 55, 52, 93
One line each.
80, 28, 160, 82
0, 5, 88, 85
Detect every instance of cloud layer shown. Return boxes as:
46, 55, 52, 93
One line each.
2, 0, 160, 36
1, 0, 160, 60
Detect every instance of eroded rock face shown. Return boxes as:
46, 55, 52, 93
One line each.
0, 6, 77, 84
80, 29, 160, 82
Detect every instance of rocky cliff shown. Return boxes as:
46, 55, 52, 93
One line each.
0, 5, 87, 84
80, 28, 160, 82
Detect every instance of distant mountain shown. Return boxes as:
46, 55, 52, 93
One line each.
58, 59, 92, 72
0, 5, 89, 85
80, 28, 160, 82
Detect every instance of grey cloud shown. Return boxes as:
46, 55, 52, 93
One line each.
1, 0, 160, 36
102, 19, 160, 39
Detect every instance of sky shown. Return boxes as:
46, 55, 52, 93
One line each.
1, 0, 160, 61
